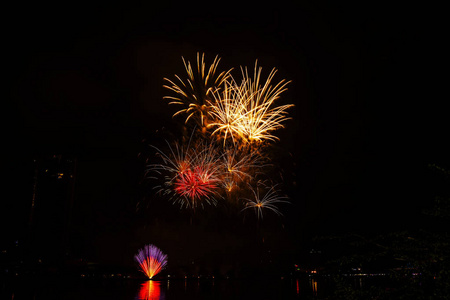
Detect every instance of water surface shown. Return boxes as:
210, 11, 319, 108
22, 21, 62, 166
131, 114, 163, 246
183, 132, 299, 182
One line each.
2, 276, 329, 300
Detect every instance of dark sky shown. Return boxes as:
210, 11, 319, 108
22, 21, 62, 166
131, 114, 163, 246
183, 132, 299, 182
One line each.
5, 1, 448, 267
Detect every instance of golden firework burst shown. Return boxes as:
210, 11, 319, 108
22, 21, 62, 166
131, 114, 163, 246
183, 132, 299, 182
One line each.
208, 62, 293, 144
163, 53, 232, 128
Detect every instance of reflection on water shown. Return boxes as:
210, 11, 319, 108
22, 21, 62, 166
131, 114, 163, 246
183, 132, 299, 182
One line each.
136, 281, 163, 300
2, 276, 338, 299
133, 277, 326, 300
311, 278, 318, 297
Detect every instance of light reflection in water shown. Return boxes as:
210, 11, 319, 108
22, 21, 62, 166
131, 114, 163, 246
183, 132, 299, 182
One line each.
136, 280, 162, 300
311, 278, 318, 297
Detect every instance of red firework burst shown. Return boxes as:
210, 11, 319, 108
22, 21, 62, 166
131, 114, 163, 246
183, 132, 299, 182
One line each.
173, 166, 219, 203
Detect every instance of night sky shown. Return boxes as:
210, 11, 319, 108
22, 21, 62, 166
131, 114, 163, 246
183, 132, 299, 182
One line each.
5, 1, 448, 269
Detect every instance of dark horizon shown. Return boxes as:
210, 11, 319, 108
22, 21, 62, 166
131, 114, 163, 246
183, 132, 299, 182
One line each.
4, 1, 448, 272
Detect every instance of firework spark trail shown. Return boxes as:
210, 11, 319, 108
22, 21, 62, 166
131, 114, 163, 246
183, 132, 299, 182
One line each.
232, 63, 293, 142
173, 143, 222, 205
147, 137, 273, 208
220, 146, 267, 193
174, 167, 216, 200
151, 54, 293, 217
208, 79, 249, 145
208, 62, 293, 144
240, 184, 289, 219
163, 53, 233, 127
148, 139, 224, 208
148, 141, 192, 179
135, 244, 168, 279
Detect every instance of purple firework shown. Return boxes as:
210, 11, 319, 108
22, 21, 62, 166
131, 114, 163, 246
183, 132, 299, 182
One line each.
135, 244, 168, 279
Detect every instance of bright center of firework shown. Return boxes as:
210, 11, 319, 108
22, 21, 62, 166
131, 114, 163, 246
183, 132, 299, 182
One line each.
174, 168, 216, 201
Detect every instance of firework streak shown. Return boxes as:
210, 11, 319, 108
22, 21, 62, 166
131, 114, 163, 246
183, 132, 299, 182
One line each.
209, 62, 293, 144
241, 184, 289, 219
135, 244, 168, 279
148, 53, 293, 217
148, 140, 223, 208
163, 53, 232, 128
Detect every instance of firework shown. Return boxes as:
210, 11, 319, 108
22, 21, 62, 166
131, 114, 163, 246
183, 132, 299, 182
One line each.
163, 53, 232, 127
135, 244, 168, 279
208, 78, 247, 145
148, 139, 223, 208
151, 54, 294, 219
208, 62, 293, 144
173, 166, 219, 202
240, 184, 289, 219
220, 146, 266, 193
